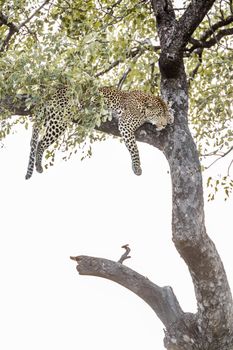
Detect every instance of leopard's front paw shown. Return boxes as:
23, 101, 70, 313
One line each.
36, 162, 43, 174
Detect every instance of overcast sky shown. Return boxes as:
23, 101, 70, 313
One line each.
0, 122, 232, 350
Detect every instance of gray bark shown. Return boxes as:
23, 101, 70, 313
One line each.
70, 255, 184, 328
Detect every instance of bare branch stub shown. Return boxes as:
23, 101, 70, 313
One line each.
118, 244, 131, 263
70, 254, 185, 328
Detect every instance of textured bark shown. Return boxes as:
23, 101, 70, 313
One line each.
0, 95, 30, 116
161, 76, 233, 349
70, 255, 184, 328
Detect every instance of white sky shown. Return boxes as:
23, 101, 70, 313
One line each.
0, 124, 232, 350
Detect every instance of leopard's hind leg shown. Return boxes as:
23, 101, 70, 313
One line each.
35, 120, 67, 174
118, 116, 143, 176
25, 125, 39, 180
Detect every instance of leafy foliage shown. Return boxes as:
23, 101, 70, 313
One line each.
0, 0, 232, 197
187, 3, 233, 199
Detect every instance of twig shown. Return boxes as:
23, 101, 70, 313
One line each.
118, 244, 131, 263
95, 59, 121, 78
95, 47, 141, 78
18, 0, 50, 30
117, 68, 131, 90
200, 148, 222, 157
95, 44, 160, 78
205, 145, 233, 169
188, 48, 203, 84
227, 159, 233, 176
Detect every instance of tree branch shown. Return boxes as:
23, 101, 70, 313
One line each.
227, 159, 233, 176
95, 47, 142, 78
188, 49, 203, 84
201, 27, 233, 47
0, 1, 50, 52
0, 93, 169, 151
201, 14, 233, 41
0, 95, 31, 116
70, 254, 185, 328
205, 145, 233, 169
189, 27, 233, 52
151, 0, 217, 50
18, 0, 50, 30
117, 67, 131, 89
188, 14, 233, 53
0, 95, 33, 115
177, 0, 217, 45
118, 244, 131, 263
0, 12, 19, 52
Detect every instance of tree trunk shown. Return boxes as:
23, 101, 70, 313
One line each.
159, 55, 233, 350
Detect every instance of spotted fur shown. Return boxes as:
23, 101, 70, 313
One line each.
25, 86, 173, 179
25, 87, 71, 179
99, 87, 173, 175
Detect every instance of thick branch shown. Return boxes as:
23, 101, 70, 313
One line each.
70, 255, 184, 328
189, 27, 233, 51
0, 95, 31, 116
0, 94, 168, 151
177, 0, 216, 45
151, 0, 217, 48
151, 0, 217, 79
201, 14, 233, 41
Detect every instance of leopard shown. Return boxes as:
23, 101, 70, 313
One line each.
25, 86, 72, 179
25, 86, 173, 179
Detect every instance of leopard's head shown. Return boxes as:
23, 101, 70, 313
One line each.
145, 98, 174, 130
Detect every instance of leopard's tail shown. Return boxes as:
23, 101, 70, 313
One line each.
25, 125, 39, 180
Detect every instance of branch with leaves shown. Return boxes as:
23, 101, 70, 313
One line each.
95, 44, 160, 78
0, 0, 50, 52
0, 12, 19, 52
204, 145, 233, 170
188, 14, 233, 53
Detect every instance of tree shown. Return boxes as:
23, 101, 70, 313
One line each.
0, 1, 233, 349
